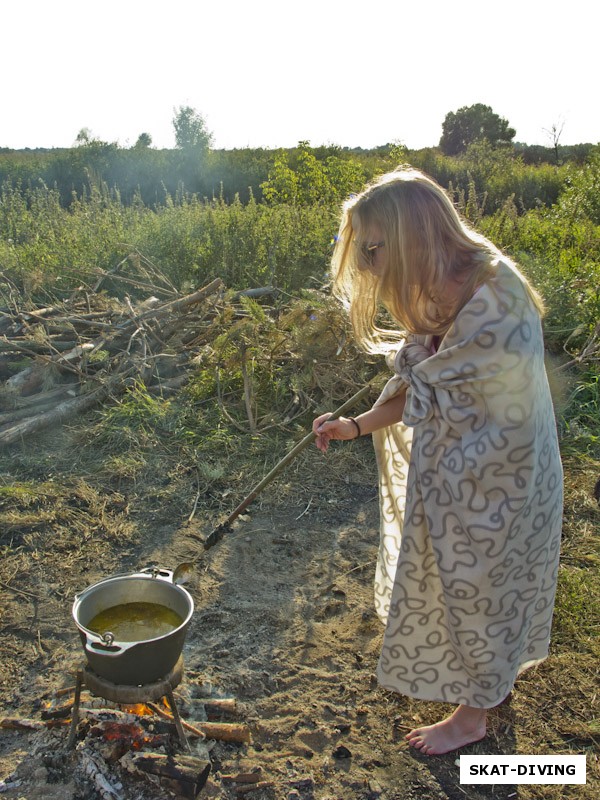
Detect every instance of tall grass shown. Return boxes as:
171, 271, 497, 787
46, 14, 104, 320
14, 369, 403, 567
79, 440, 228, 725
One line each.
0, 182, 337, 296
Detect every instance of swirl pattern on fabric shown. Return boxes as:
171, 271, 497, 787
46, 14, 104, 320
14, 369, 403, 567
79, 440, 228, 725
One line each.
371, 260, 563, 708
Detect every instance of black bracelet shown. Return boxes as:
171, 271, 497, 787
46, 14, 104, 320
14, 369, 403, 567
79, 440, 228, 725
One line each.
349, 417, 361, 438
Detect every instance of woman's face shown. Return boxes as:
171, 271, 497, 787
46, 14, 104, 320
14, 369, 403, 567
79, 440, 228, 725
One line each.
355, 222, 387, 277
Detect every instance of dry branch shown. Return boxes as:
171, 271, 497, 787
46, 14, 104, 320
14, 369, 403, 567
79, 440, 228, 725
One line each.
556, 321, 600, 372
0, 717, 46, 730
0, 715, 68, 730
0, 385, 109, 446
234, 781, 275, 795
221, 769, 262, 784
137, 278, 223, 321
0, 276, 225, 448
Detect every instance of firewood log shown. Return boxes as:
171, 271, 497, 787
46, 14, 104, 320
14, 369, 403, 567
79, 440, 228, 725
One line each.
145, 702, 250, 742
203, 697, 238, 717
121, 751, 211, 799
190, 721, 251, 743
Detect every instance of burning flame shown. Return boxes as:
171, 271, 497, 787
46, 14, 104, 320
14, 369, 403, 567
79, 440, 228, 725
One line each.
121, 703, 155, 716
122, 697, 172, 716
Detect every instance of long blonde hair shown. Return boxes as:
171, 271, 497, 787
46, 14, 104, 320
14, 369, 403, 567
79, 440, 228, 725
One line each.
331, 166, 544, 353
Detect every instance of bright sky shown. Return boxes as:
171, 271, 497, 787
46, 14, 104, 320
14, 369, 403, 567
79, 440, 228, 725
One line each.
3, 0, 598, 151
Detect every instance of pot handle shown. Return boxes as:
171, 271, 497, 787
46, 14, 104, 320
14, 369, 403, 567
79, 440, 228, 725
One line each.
84, 631, 137, 656
140, 566, 175, 583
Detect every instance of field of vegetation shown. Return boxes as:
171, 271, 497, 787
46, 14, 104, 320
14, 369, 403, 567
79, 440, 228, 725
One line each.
0, 126, 598, 799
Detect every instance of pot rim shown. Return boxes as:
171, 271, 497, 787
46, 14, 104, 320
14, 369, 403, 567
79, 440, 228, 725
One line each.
72, 569, 194, 646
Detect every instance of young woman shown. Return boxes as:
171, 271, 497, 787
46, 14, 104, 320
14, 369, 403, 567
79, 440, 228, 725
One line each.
313, 167, 563, 756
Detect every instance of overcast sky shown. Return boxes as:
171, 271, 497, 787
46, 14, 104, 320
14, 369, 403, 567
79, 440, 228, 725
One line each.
3, 0, 597, 151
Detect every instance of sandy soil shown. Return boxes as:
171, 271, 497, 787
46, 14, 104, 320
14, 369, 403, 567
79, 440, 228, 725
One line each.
0, 445, 530, 800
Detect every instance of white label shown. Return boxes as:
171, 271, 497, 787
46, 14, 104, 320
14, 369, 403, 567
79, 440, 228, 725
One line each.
460, 755, 586, 784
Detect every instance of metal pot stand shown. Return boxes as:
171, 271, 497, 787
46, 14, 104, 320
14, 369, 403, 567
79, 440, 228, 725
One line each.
67, 655, 189, 751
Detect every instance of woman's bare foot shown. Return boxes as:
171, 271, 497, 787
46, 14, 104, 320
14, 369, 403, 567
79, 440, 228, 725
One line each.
405, 705, 487, 756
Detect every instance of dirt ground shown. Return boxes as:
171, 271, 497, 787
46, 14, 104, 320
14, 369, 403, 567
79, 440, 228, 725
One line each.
0, 431, 597, 800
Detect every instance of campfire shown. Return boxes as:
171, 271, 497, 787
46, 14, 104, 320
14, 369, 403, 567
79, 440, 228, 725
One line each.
2, 657, 262, 799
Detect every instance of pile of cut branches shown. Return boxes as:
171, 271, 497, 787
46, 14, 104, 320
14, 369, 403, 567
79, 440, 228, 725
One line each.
0, 268, 225, 448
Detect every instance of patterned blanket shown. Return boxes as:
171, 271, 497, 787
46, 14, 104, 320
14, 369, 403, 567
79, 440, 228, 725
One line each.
372, 260, 563, 708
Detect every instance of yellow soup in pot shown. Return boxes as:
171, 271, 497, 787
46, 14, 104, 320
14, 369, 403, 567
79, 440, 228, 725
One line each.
87, 602, 184, 642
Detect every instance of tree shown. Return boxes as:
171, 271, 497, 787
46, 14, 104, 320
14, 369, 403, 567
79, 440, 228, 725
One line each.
135, 132, 153, 149
439, 104, 516, 156
171, 106, 213, 194
75, 127, 93, 146
172, 106, 213, 153
544, 119, 565, 166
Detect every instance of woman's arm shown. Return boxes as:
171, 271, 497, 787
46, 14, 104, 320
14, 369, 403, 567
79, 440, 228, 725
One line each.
313, 390, 407, 453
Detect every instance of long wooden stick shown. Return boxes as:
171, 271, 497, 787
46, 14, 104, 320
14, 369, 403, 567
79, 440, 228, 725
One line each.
203, 382, 372, 549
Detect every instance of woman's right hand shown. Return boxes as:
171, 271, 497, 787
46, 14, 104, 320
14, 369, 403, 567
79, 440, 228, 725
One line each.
313, 392, 405, 453
312, 414, 358, 453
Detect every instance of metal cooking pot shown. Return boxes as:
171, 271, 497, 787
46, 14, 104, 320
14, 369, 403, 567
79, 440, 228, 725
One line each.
72, 567, 194, 686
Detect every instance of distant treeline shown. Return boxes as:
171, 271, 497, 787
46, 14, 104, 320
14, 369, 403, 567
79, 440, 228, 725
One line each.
0, 138, 596, 211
